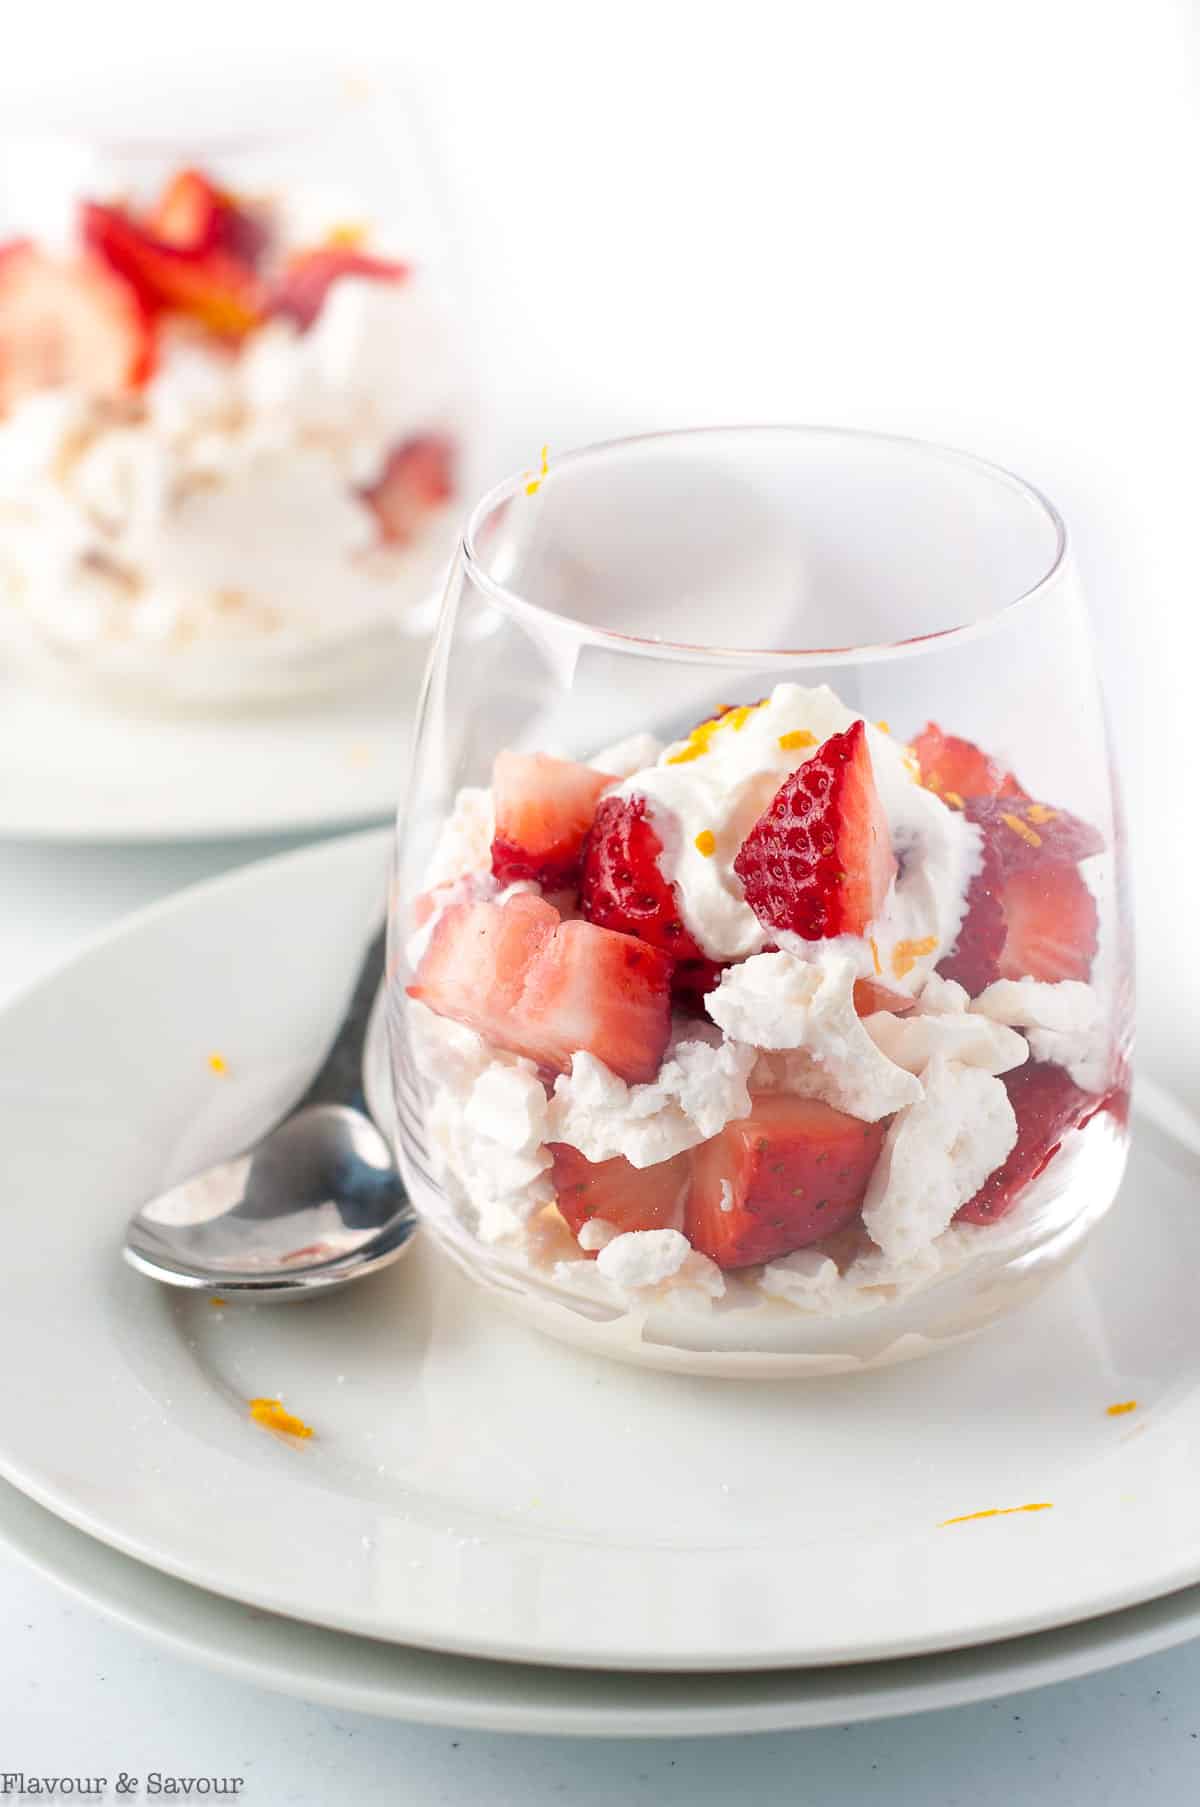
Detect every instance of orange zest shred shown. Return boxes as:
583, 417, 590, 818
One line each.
324, 221, 368, 249
525, 445, 550, 496
694, 829, 717, 857
210, 1296, 226, 1308
1106, 1400, 1138, 1417
778, 728, 817, 752
869, 937, 882, 976
666, 701, 766, 765
940, 1502, 1053, 1528
1002, 811, 1042, 848
1026, 803, 1059, 825
249, 1398, 313, 1439
875, 719, 891, 734
207, 1052, 229, 1076
943, 790, 965, 810
891, 936, 938, 980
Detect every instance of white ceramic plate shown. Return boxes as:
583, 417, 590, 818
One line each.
0, 663, 416, 842
0, 827, 1198, 1674
6, 1476, 1200, 1737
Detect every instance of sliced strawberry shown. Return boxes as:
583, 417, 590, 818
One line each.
491, 751, 613, 888
936, 840, 1007, 996
911, 722, 1024, 799
733, 720, 895, 940
853, 978, 919, 1017
81, 201, 267, 338
686, 1093, 885, 1269
408, 895, 671, 1084
550, 1143, 689, 1247
272, 246, 408, 330
964, 796, 1105, 879
956, 1061, 1098, 1224
997, 862, 1098, 983
581, 795, 708, 962
363, 436, 456, 545
0, 244, 153, 411
148, 168, 269, 267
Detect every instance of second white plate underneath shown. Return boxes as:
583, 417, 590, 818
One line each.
0, 662, 416, 842
0, 828, 1198, 1674
6, 1474, 1200, 1736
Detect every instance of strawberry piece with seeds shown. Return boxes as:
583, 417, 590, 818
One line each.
550, 1144, 689, 1247
996, 862, 1098, 984
936, 841, 1007, 996
733, 720, 896, 939
491, 750, 614, 888
363, 436, 456, 545
408, 894, 672, 1084
964, 796, 1105, 879
956, 1060, 1097, 1224
581, 794, 709, 962
148, 168, 269, 268
272, 246, 408, 331
81, 201, 268, 338
0, 243, 153, 412
686, 1092, 885, 1269
911, 722, 1024, 799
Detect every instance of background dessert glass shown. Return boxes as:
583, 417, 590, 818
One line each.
388, 426, 1133, 1376
0, 71, 481, 708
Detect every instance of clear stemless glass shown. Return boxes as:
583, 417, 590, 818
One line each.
387, 427, 1133, 1376
0, 68, 481, 708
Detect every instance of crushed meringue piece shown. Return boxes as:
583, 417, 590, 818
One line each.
596, 1228, 691, 1289
710, 952, 921, 1121
547, 1037, 756, 1168
862, 1056, 1018, 1260
576, 1217, 619, 1252
970, 978, 1108, 1092
863, 1008, 1028, 1076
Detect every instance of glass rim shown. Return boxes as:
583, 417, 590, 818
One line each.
460, 424, 1070, 668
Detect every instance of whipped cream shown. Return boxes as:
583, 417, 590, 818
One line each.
615, 684, 981, 992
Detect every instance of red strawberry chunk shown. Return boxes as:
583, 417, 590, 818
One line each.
0, 244, 153, 412
272, 246, 408, 331
964, 796, 1105, 879
148, 168, 269, 268
956, 1061, 1098, 1224
408, 895, 671, 1084
363, 436, 456, 545
81, 201, 268, 338
733, 721, 895, 940
997, 862, 1098, 984
581, 794, 709, 962
936, 840, 1007, 996
491, 750, 614, 888
911, 722, 1024, 799
550, 1144, 689, 1248
687, 1093, 885, 1269
853, 977, 918, 1017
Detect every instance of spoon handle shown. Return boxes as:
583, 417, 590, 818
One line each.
295, 922, 387, 1113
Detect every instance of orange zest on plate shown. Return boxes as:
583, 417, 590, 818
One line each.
1106, 1399, 1138, 1417
940, 1502, 1053, 1528
249, 1398, 313, 1439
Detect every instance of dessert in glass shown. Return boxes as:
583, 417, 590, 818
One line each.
388, 427, 1133, 1374
0, 84, 473, 705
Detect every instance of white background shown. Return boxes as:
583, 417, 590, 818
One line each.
3, 0, 1199, 1799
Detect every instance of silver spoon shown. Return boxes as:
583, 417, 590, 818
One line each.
123, 924, 417, 1298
